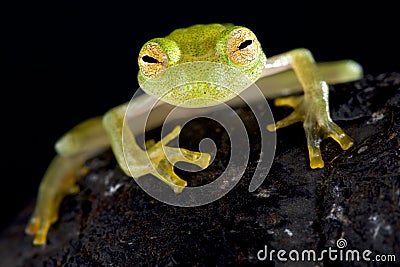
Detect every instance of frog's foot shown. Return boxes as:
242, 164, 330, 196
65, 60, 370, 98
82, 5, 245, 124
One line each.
25, 212, 53, 245
25, 183, 79, 245
145, 126, 211, 193
267, 95, 353, 169
303, 114, 354, 168
267, 95, 305, 131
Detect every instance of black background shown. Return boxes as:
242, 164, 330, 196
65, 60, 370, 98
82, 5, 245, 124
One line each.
1, 1, 398, 229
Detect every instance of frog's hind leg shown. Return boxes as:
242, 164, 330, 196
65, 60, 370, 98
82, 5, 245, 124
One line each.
25, 155, 83, 245
25, 117, 109, 245
257, 59, 363, 99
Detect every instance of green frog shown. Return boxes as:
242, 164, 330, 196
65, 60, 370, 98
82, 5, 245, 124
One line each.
25, 23, 362, 245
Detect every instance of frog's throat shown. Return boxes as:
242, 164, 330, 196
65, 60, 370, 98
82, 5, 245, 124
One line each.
139, 61, 259, 108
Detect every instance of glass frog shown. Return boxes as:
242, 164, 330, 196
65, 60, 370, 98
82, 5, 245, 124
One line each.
25, 24, 362, 245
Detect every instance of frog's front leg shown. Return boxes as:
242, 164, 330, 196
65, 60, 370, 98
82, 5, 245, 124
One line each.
102, 98, 211, 193
264, 48, 354, 168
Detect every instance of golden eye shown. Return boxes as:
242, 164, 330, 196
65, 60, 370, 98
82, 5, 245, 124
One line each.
138, 42, 168, 78
226, 28, 259, 66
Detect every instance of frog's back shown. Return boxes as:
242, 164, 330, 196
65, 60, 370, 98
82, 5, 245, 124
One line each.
165, 24, 229, 61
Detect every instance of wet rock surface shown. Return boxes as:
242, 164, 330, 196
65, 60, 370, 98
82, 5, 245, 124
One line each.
0, 73, 399, 266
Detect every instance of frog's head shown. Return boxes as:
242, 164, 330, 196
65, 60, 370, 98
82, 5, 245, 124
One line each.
137, 25, 267, 108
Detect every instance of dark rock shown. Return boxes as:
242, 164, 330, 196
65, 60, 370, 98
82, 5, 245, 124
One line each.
0, 73, 399, 267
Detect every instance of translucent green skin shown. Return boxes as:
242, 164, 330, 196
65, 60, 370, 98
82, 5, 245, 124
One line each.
138, 24, 267, 107
25, 24, 363, 245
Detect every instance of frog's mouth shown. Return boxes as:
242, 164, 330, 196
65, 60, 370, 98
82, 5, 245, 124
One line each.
139, 62, 254, 108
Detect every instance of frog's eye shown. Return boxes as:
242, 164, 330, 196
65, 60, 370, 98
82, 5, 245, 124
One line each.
138, 42, 168, 79
226, 28, 259, 66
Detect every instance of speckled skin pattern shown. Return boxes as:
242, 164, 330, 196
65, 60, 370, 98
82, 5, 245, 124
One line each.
25, 23, 363, 246
137, 24, 267, 107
